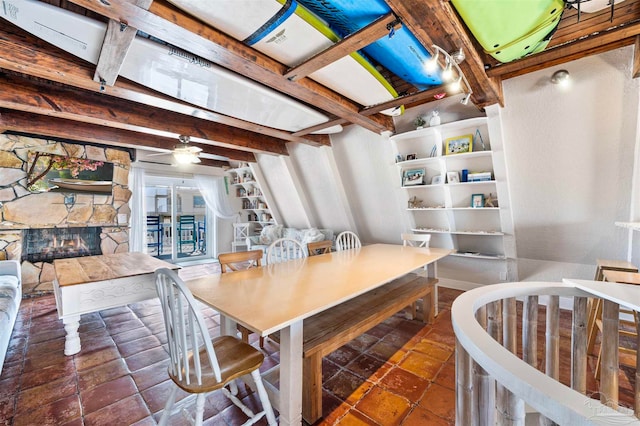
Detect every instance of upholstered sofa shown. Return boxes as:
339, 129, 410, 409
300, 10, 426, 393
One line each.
0, 260, 21, 372
246, 225, 334, 256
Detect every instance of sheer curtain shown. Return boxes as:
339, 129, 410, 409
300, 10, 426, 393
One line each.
194, 174, 237, 220
129, 166, 146, 252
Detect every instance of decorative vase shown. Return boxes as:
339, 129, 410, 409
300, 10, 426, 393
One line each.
429, 111, 441, 127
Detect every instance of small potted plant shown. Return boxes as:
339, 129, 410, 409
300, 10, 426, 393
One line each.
414, 115, 426, 130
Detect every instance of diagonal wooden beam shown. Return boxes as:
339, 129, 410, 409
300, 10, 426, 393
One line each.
361, 86, 457, 116
0, 24, 325, 147
94, 0, 154, 86
293, 86, 456, 136
65, 0, 394, 134
0, 109, 256, 163
0, 73, 290, 156
284, 13, 401, 81
486, 21, 640, 80
385, 0, 503, 108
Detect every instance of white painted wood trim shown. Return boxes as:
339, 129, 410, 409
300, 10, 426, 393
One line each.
452, 280, 640, 425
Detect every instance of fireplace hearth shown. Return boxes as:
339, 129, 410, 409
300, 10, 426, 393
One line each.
22, 227, 102, 262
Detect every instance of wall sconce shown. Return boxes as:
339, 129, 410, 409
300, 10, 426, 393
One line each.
551, 69, 570, 86
427, 45, 473, 104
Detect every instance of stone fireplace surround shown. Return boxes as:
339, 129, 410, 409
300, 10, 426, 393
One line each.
0, 134, 132, 296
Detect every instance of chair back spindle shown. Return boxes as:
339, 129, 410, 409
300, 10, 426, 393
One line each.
336, 231, 361, 251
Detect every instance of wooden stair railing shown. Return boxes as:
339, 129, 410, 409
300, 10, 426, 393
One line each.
452, 280, 640, 425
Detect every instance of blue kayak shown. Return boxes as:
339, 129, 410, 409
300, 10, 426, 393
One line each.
297, 0, 443, 90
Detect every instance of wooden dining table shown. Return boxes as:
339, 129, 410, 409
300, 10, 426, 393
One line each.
186, 243, 451, 425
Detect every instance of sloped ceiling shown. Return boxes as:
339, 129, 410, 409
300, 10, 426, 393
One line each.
1, 0, 640, 166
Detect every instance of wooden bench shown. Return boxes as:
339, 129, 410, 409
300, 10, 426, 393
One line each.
300, 273, 437, 423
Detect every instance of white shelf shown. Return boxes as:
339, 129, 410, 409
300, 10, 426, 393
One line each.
402, 184, 442, 189
392, 116, 511, 273
451, 252, 506, 260
615, 221, 640, 231
450, 231, 504, 236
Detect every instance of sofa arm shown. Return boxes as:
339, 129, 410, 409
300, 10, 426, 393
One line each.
0, 260, 20, 284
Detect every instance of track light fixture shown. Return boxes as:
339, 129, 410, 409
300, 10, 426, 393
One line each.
427, 45, 473, 104
424, 50, 439, 73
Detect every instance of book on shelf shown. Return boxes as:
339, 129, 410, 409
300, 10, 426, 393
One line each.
467, 172, 492, 182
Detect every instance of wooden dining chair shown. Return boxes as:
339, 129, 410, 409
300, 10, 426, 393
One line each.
307, 240, 332, 256
266, 238, 307, 264
154, 268, 276, 426
402, 232, 432, 320
592, 270, 640, 379
335, 231, 361, 251
218, 250, 265, 347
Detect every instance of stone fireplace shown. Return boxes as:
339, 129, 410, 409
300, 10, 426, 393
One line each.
0, 134, 132, 295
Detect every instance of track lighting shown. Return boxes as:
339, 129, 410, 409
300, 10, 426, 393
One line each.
428, 44, 473, 105
449, 76, 462, 92
441, 59, 453, 81
424, 50, 439, 73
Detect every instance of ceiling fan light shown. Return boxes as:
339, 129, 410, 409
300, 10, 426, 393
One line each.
173, 151, 199, 164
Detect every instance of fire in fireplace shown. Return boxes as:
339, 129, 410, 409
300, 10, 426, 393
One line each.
22, 227, 102, 262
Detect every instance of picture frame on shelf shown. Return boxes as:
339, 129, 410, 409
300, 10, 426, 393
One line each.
395, 154, 403, 163
403, 168, 425, 186
446, 171, 460, 184
471, 193, 485, 208
431, 175, 443, 185
445, 134, 473, 155
405, 153, 417, 161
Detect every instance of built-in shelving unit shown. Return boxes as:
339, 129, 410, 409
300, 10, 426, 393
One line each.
228, 165, 275, 237
391, 115, 517, 287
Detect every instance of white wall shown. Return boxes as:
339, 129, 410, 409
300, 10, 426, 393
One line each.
253, 46, 640, 285
500, 46, 639, 280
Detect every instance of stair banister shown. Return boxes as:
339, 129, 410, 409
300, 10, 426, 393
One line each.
452, 280, 640, 425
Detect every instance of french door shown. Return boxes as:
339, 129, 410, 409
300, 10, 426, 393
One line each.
144, 175, 213, 262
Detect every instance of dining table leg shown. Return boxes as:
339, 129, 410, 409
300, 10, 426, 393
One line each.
278, 320, 304, 425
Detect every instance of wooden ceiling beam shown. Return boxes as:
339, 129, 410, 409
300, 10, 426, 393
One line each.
94, 0, 153, 86
0, 24, 323, 146
385, 0, 503, 108
284, 13, 401, 81
65, 0, 395, 134
486, 21, 640, 80
0, 74, 289, 156
0, 110, 255, 163
361, 86, 459, 116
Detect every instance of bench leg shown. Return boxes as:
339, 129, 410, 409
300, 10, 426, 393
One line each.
422, 290, 435, 324
302, 354, 322, 424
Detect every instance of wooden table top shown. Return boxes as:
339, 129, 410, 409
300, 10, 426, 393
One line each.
54, 252, 177, 287
187, 244, 451, 336
603, 270, 640, 285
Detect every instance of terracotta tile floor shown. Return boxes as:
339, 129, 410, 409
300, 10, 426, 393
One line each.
0, 264, 636, 425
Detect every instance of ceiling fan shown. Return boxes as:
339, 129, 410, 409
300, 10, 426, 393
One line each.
146, 135, 202, 164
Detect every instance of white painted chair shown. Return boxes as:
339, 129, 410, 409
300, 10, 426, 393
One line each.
154, 268, 276, 426
402, 232, 432, 320
335, 231, 361, 251
401, 232, 431, 248
266, 238, 307, 264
